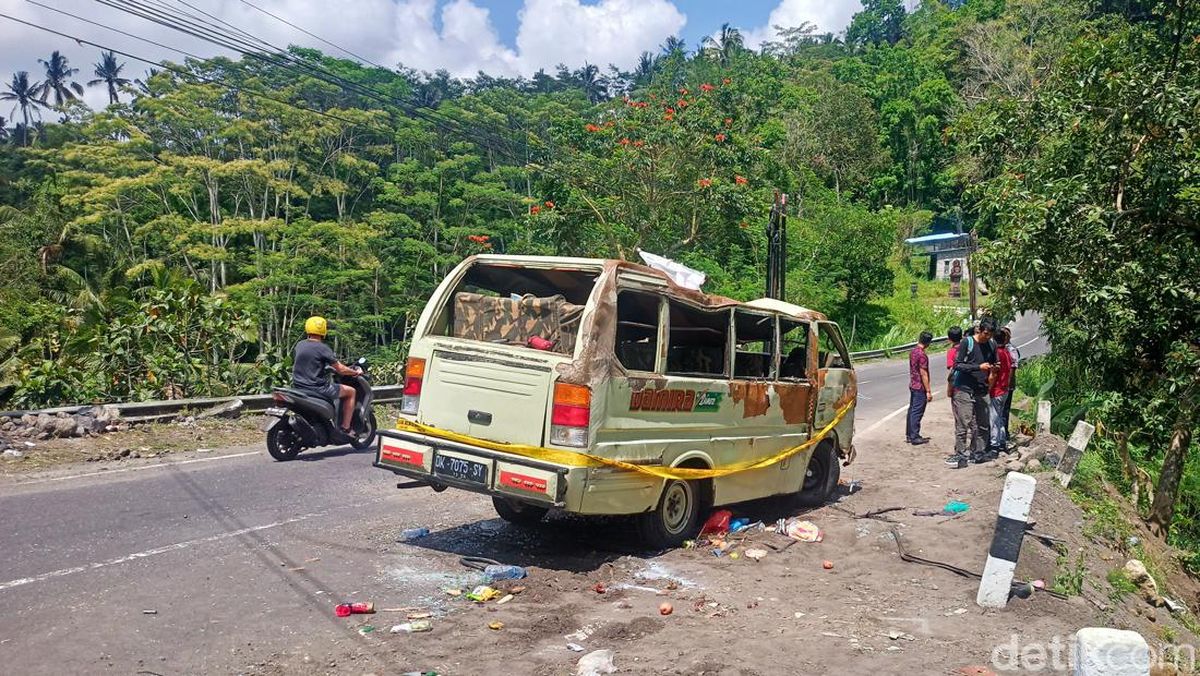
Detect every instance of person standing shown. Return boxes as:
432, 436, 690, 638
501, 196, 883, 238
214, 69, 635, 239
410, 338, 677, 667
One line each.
945, 318, 998, 469
1001, 327, 1020, 435
945, 326, 963, 399
989, 329, 1014, 455
906, 332, 934, 445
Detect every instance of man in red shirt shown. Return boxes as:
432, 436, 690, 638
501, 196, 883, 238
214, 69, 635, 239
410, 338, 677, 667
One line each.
906, 332, 933, 445
988, 329, 1014, 455
945, 326, 963, 398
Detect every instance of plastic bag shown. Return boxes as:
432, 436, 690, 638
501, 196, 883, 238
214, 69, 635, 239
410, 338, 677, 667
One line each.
778, 518, 823, 542
700, 509, 733, 535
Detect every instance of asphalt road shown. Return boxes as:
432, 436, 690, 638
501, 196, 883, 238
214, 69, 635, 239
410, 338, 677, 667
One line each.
0, 314, 1047, 674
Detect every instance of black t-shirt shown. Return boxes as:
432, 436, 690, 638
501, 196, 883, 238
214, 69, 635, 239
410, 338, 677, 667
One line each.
292, 339, 337, 389
952, 335, 997, 395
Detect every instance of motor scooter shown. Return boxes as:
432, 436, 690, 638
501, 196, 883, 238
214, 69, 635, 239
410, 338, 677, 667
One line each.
263, 358, 377, 461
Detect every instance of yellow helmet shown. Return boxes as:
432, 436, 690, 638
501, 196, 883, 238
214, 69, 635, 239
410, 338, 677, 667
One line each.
304, 316, 328, 337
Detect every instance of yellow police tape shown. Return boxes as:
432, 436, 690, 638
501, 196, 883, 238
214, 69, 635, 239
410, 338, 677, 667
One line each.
391, 401, 853, 481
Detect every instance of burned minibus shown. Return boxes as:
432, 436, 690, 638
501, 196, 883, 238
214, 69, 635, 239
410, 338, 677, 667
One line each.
375, 255, 857, 547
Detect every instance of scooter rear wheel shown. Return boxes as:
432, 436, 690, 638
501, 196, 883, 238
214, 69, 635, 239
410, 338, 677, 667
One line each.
349, 412, 378, 451
266, 424, 302, 461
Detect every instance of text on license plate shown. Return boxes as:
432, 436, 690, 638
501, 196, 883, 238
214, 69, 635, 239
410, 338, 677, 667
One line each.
434, 455, 488, 484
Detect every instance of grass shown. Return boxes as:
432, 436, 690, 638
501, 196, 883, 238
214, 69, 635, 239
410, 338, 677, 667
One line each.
1160, 626, 1179, 644
1107, 568, 1137, 602
1070, 453, 1136, 546
1052, 548, 1088, 597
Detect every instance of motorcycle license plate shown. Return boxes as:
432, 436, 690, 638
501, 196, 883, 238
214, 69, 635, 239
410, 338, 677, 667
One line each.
264, 407, 287, 417
433, 454, 488, 485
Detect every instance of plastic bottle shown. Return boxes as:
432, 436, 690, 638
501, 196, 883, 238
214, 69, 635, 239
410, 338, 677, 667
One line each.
334, 601, 375, 617
729, 518, 751, 533
400, 527, 430, 541
483, 564, 527, 582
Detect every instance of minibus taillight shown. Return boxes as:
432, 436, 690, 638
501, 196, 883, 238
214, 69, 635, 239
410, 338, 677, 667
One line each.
550, 383, 590, 448
401, 357, 425, 415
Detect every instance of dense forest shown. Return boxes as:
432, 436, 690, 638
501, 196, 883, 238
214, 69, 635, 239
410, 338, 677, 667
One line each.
0, 2, 1196, 550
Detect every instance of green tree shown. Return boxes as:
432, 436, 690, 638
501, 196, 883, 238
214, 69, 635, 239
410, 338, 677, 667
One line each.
972, 7, 1199, 538
88, 51, 131, 105
846, 0, 908, 49
37, 51, 85, 107
1, 72, 48, 144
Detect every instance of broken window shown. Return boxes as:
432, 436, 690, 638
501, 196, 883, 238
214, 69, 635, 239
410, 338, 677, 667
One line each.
429, 262, 597, 355
733, 311, 775, 379
779, 319, 811, 380
817, 322, 851, 369
666, 301, 730, 377
615, 291, 660, 372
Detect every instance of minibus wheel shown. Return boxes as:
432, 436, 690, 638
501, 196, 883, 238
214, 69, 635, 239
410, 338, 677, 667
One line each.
796, 442, 840, 507
492, 497, 549, 525
637, 478, 702, 549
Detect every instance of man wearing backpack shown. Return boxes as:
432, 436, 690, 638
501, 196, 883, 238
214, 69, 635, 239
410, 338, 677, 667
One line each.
946, 317, 999, 469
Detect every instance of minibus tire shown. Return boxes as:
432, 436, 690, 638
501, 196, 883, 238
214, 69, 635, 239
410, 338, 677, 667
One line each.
637, 479, 702, 549
266, 425, 301, 461
492, 497, 549, 525
795, 442, 840, 507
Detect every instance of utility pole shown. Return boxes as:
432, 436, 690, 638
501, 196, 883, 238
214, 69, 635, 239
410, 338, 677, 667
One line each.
765, 191, 788, 301
968, 228, 979, 322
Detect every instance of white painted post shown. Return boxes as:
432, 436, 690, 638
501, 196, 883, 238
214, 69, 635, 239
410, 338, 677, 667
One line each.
1073, 628, 1150, 676
1037, 400, 1052, 435
1056, 421, 1097, 487
977, 472, 1037, 609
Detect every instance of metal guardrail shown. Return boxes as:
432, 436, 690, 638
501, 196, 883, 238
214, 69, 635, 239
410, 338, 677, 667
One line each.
1, 335, 939, 418
849, 335, 949, 361
0, 385, 403, 419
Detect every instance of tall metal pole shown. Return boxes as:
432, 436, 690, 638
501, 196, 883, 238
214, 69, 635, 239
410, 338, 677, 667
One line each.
968, 229, 979, 321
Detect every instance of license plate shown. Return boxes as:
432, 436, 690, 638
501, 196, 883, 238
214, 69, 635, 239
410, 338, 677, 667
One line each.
433, 454, 489, 485
264, 407, 287, 417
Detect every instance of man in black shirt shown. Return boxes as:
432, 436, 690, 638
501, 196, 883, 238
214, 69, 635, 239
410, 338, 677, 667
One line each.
293, 316, 361, 433
945, 317, 998, 469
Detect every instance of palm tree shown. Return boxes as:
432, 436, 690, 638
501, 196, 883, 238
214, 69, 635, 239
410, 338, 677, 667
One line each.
703, 23, 745, 67
0, 117, 8, 143
88, 51, 131, 105
633, 51, 657, 85
1, 72, 48, 145
37, 51, 85, 106
660, 36, 688, 59
575, 63, 608, 103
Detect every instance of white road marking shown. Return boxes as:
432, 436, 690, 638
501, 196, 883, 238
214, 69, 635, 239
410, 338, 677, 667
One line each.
15, 450, 260, 486
858, 393, 938, 438
1015, 336, 1041, 350
0, 511, 324, 593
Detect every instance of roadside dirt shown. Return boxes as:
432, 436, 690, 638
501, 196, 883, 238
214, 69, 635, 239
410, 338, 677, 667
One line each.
213, 403, 1200, 676
0, 416, 261, 475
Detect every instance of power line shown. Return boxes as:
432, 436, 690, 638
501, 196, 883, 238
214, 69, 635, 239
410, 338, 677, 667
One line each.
0, 12, 398, 138
236, 0, 385, 70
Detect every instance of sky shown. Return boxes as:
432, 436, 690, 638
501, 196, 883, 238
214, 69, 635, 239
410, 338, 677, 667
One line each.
0, 0, 866, 112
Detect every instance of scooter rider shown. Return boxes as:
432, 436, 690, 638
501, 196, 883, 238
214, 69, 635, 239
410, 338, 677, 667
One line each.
293, 316, 362, 434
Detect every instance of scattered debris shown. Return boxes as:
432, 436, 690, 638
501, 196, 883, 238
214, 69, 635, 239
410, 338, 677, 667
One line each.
1163, 597, 1186, 614
335, 602, 375, 617
466, 586, 501, 603
142, 609, 158, 615
576, 649, 616, 676
739, 547, 768, 564
406, 612, 432, 620
658, 602, 673, 616
823, 561, 834, 570
488, 621, 504, 631
944, 501, 970, 514
391, 620, 433, 633
400, 528, 430, 541
357, 625, 375, 636
592, 583, 607, 594
778, 518, 823, 542
484, 564, 526, 582
444, 588, 462, 597
700, 509, 733, 535
3, 449, 25, 460
567, 643, 585, 653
